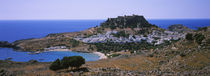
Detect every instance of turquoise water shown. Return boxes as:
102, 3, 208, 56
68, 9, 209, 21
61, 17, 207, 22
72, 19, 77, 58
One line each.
0, 19, 209, 62
0, 48, 99, 62
0, 20, 104, 62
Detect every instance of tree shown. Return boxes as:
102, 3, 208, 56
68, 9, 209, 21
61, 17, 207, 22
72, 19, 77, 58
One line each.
185, 33, 193, 41
70, 56, 85, 69
61, 56, 85, 69
50, 59, 61, 71
50, 56, 86, 71
61, 57, 72, 69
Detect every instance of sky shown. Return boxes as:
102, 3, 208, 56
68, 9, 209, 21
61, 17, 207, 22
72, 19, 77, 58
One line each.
0, 0, 210, 20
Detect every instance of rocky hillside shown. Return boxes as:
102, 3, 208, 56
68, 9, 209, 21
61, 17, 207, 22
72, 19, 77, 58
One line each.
1, 26, 209, 76
168, 24, 192, 33
13, 15, 191, 53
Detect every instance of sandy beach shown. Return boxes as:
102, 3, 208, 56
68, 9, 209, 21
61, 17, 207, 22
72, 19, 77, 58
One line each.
93, 52, 107, 59
42, 49, 107, 60
47, 49, 71, 51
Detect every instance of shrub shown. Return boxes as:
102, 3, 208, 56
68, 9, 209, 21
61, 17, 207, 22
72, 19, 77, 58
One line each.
69, 39, 79, 47
110, 25, 116, 30
197, 27, 208, 31
207, 39, 210, 44
69, 56, 85, 69
50, 59, 61, 71
109, 54, 121, 58
112, 31, 129, 38
148, 54, 154, 57
50, 56, 85, 71
194, 33, 205, 44
61, 56, 85, 69
130, 50, 135, 54
180, 53, 186, 57
185, 33, 193, 41
61, 57, 72, 69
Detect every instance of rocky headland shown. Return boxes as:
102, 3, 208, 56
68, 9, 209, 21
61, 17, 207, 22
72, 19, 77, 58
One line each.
12, 15, 191, 52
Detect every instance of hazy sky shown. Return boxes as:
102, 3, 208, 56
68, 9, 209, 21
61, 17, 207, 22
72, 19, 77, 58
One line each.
0, 0, 210, 20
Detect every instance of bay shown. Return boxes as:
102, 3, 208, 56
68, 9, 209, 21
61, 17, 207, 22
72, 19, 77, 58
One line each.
0, 19, 209, 62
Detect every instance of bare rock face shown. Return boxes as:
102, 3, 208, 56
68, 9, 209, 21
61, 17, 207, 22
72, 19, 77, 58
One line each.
168, 24, 192, 33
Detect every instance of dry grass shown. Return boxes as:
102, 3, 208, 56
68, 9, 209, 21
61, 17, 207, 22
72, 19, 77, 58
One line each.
86, 55, 161, 71
184, 50, 210, 69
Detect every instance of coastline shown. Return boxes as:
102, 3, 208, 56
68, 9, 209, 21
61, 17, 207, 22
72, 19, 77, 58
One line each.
93, 52, 107, 59
47, 49, 108, 60
29, 49, 107, 60
47, 49, 71, 51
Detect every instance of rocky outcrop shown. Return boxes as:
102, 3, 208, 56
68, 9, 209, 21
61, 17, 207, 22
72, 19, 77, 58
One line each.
0, 41, 19, 49
74, 15, 186, 45
101, 15, 154, 29
168, 24, 192, 33
0, 41, 13, 47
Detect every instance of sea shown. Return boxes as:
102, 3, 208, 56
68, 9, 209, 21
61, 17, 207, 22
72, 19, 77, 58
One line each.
0, 19, 210, 62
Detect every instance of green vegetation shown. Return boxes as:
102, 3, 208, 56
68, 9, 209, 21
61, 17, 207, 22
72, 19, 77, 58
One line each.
110, 25, 116, 30
207, 38, 210, 44
93, 42, 151, 53
197, 27, 208, 31
96, 28, 103, 33
88, 45, 94, 50
69, 39, 80, 47
91, 39, 179, 54
194, 33, 205, 44
186, 33, 205, 44
49, 59, 61, 71
112, 31, 129, 38
185, 33, 194, 41
100, 16, 156, 29
108, 54, 121, 58
136, 29, 149, 35
49, 56, 85, 71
